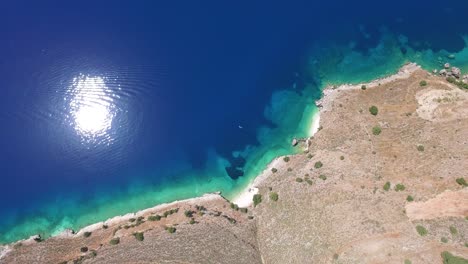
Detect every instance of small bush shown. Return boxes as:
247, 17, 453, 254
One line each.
283, 156, 290, 162
253, 194, 262, 207
340, 156, 344, 160
287, 167, 293, 172
404, 260, 412, 264
319, 175, 327, 181
184, 210, 194, 218
369, 105, 379, 116
240, 208, 248, 213
394, 184, 405, 191
383, 182, 391, 191
83, 232, 92, 238
271, 168, 278, 173
417, 145, 425, 151
296, 177, 303, 183
80, 246, 88, 253
406, 195, 414, 202
166, 226, 176, 234
372, 126, 382, 135
419, 80, 427, 86
134, 232, 144, 241
109, 238, 120, 245
269, 192, 279, 202
314, 161, 323, 169
361, 85, 367, 90
456, 177, 467, 187
449, 226, 458, 235
148, 215, 161, 221
307, 153, 313, 159
441, 237, 448, 243
441, 251, 468, 264
306, 179, 313, 185
416, 225, 428, 236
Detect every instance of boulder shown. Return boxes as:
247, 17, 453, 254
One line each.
291, 138, 298, 147
451, 67, 461, 78
444, 63, 450, 69
439, 69, 447, 76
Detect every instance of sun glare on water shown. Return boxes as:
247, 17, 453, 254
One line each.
68, 74, 116, 144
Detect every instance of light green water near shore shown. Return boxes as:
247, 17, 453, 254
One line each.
2, 31, 468, 244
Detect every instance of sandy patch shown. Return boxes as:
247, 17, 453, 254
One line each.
406, 189, 468, 220
416, 87, 468, 122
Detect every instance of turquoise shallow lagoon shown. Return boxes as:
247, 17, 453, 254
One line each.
1, 2, 468, 244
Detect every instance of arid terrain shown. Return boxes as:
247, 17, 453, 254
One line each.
1, 64, 467, 263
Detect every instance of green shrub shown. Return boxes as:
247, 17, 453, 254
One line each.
416, 225, 428, 236
230, 203, 239, 210
271, 168, 278, 173
450, 226, 458, 235
148, 215, 161, 221
319, 175, 327, 181
446, 76, 456, 83
184, 210, 194, 217
296, 177, 303, 183
306, 179, 313, 185
83, 232, 92, 238
283, 156, 290, 162
314, 161, 323, 169
383, 182, 391, 191
340, 156, 344, 160
406, 195, 414, 202
441, 237, 448, 243
369, 105, 379, 116
404, 260, 412, 264
372, 126, 382, 135
456, 178, 467, 187
307, 153, 313, 159
253, 194, 262, 207
419, 80, 427, 86
361, 85, 367, 90
441, 251, 468, 264
417, 145, 424, 151
269, 192, 279, 202
133, 232, 144, 241
109, 238, 120, 245
395, 184, 405, 191
166, 226, 176, 234
80, 246, 88, 253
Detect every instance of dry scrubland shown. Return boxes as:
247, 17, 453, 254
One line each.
1, 66, 468, 263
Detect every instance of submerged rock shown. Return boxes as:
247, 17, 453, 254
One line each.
447, 54, 455, 59
292, 138, 298, 147
451, 67, 461, 78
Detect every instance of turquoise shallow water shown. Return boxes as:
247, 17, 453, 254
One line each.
2, 24, 468, 244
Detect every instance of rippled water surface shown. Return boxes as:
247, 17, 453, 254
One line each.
0, 1, 468, 243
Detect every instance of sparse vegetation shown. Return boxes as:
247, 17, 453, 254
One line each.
372, 126, 382, 135
456, 177, 467, 187
253, 194, 262, 207
419, 80, 427, 86
314, 161, 323, 169
383, 182, 391, 191
369, 105, 379, 116
283, 156, 290, 162
109, 238, 120, 245
449, 226, 458, 235
441, 251, 468, 264
296, 177, 303, 183
166, 226, 176, 234
319, 175, 327, 181
83, 231, 92, 238
406, 195, 414, 202
133, 232, 144, 241
394, 184, 405, 191
416, 225, 428, 236
417, 145, 425, 151
446, 77, 468, 90
361, 85, 366, 90
269, 192, 279, 202
148, 215, 162, 221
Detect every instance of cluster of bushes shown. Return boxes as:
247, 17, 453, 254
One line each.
163, 208, 179, 217
446, 76, 468, 89
253, 194, 262, 207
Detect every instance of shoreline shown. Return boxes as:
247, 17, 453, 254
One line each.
0, 62, 420, 252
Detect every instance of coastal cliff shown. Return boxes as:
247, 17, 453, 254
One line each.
2, 64, 468, 263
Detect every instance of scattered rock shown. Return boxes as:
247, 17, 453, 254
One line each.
439, 69, 447, 76
291, 138, 298, 147
433, 69, 438, 74
444, 63, 450, 69
451, 67, 461, 78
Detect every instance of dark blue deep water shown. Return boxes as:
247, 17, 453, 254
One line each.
0, 1, 467, 242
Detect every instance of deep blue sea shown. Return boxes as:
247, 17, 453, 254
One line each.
1, 1, 467, 243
